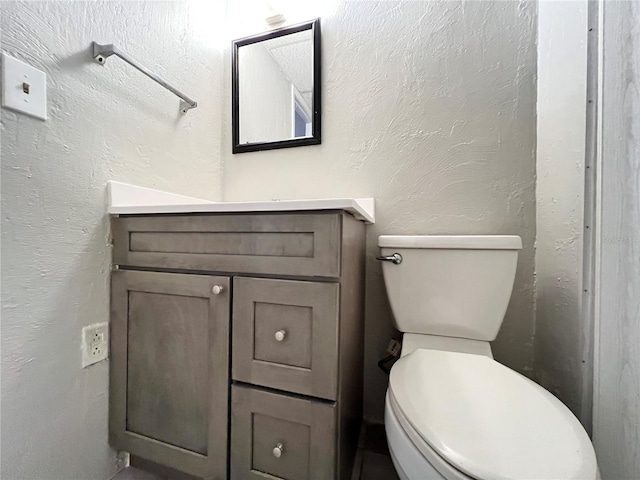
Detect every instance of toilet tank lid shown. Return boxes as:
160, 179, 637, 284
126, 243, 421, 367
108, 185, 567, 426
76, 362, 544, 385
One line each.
378, 235, 522, 249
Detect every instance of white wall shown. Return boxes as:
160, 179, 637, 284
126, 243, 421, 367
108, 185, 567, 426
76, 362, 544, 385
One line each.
593, 1, 640, 478
223, 0, 538, 420
535, 1, 591, 425
0, 2, 223, 479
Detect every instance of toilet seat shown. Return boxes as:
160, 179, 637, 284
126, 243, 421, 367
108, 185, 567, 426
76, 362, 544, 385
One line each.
387, 390, 474, 480
388, 349, 598, 480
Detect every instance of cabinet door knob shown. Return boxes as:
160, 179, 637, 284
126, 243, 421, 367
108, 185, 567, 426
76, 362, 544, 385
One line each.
212, 285, 224, 295
274, 330, 287, 342
272, 443, 284, 458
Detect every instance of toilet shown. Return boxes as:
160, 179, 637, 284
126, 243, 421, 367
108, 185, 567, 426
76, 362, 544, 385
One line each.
378, 235, 598, 480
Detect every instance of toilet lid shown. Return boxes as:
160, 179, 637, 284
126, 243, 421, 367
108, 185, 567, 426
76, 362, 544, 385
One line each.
389, 349, 597, 480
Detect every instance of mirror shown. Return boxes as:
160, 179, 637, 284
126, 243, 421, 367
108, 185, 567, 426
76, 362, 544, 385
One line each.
232, 19, 321, 154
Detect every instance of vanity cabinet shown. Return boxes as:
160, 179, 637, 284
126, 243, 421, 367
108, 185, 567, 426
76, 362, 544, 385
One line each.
109, 211, 365, 480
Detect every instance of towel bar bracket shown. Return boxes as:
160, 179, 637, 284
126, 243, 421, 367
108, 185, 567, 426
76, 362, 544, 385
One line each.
92, 42, 198, 115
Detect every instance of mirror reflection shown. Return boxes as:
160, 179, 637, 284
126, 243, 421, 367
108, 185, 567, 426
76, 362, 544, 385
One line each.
239, 30, 313, 144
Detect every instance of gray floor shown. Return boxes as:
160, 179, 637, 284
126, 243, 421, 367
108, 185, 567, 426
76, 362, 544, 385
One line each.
353, 422, 400, 480
112, 468, 164, 480
112, 423, 399, 480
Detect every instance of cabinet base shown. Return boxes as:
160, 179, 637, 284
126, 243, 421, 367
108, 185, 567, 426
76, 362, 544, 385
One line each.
130, 456, 205, 480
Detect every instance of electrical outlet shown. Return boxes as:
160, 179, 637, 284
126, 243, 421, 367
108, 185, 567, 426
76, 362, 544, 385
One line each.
386, 338, 402, 357
82, 322, 109, 368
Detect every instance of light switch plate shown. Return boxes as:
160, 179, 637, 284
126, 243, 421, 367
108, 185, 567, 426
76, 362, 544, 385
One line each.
1, 53, 47, 120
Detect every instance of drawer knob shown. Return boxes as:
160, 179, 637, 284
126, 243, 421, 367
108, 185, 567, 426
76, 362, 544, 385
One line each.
272, 443, 284, 458
274, 330, 287, 342
212, 285, 224, 295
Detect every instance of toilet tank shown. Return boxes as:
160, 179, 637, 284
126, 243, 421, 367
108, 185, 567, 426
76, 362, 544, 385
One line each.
378, 235, 522, 341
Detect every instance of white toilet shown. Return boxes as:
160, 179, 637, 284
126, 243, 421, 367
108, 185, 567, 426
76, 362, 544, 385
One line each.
378, 235, 598, 480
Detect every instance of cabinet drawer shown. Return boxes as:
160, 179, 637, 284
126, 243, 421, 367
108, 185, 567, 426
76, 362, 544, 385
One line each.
112, 213, 341, 278
231, 385, 336, 480
232, 277, 339, 399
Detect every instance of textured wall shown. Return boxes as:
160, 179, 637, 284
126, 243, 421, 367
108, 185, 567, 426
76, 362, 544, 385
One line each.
223, 1, 538, 420
593, 1, 640, 477
0, 2, 223, 479
535, 1, 590, 425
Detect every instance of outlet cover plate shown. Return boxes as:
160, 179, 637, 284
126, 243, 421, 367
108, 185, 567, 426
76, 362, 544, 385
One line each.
82, 322, 109, 368
1, 53, 47, 120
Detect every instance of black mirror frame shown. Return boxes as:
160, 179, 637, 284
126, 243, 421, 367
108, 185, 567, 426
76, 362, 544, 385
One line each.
232, 18, 321, 154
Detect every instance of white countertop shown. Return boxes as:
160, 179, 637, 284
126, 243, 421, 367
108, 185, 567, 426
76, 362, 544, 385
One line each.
107, 181, 375, 224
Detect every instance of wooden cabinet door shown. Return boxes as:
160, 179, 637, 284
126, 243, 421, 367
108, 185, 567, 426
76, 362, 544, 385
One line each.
110, 270, 230, 480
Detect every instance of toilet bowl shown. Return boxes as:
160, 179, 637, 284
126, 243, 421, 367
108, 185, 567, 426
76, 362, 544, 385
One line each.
378, 235, 598, 480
